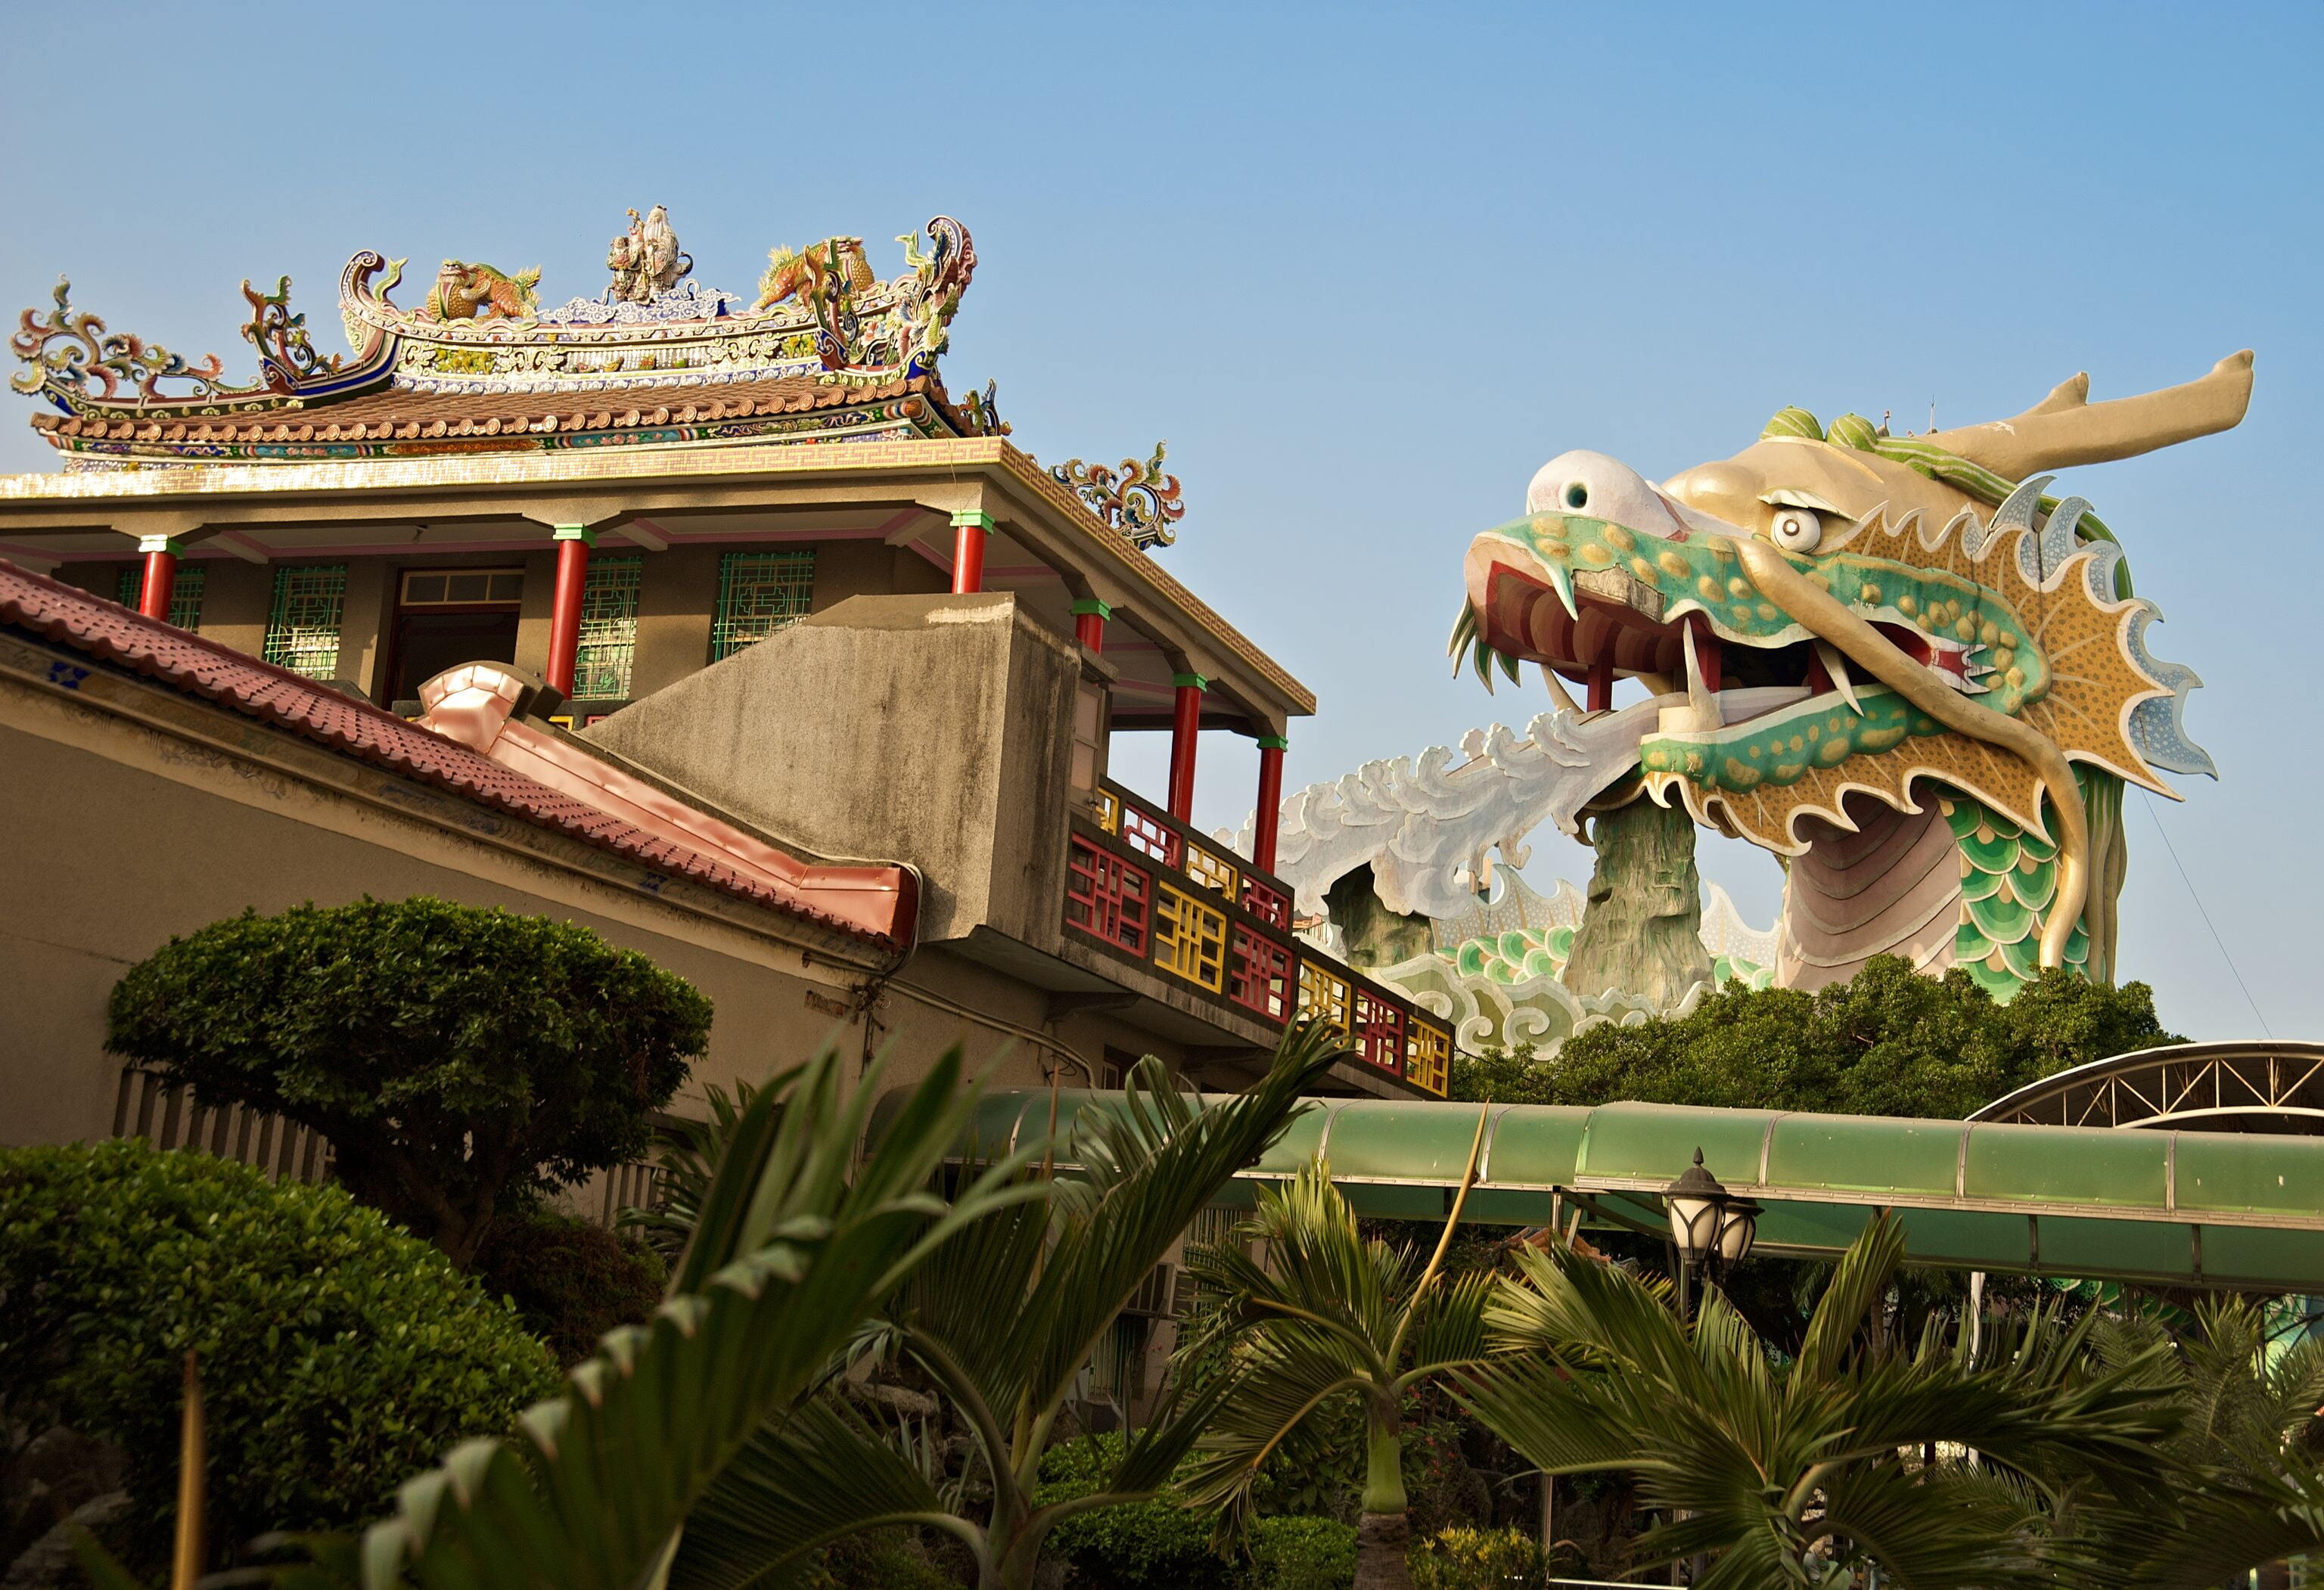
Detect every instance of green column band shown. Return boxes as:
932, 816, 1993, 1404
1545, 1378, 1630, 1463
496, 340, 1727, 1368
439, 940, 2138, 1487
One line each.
1070, 598, 1114, 619
552, 524, 598, 548
949, 510, 997, 532
135, 535, 185, 557
1171, 672, 1210, 691
1257, 734, 1290, 751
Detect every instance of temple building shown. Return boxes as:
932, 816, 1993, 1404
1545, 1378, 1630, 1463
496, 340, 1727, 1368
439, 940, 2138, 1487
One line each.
0, 209, 1452, 1203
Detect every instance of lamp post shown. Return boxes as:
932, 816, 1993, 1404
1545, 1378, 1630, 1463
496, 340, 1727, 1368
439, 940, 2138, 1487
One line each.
1663, 1147, 1760, 1321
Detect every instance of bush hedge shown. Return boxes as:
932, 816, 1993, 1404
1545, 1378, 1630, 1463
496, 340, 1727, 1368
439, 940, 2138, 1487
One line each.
0, 1141, 561, 1568
474, 1207, 667, 1366
1036, 1433, 1231, 1588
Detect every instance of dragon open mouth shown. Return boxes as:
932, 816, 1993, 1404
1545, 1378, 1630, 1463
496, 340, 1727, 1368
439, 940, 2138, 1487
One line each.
1453, 505, 2021, 796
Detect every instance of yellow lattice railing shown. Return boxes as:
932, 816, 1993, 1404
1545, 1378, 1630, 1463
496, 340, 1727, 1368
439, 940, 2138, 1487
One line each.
1154, 883, 1227, 992
1182, 840, 1240, 902
1406, 1021, 1452, 1097
1297, 960, 1351, 1036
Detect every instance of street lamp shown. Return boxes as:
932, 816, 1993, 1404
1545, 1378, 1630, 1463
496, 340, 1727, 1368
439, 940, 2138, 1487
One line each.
1663, 1147, 1761, 1315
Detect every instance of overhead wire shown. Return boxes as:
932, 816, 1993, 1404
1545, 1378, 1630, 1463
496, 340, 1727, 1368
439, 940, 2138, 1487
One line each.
2139, 790, 2271, 1037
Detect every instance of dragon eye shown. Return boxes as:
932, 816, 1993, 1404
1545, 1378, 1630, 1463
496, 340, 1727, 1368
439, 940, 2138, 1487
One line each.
1769, 507, 1822, 553
1563, 482, 1589, 511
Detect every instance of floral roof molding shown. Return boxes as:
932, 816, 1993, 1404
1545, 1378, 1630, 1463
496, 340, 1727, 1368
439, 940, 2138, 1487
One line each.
1051, 442, 1184, 550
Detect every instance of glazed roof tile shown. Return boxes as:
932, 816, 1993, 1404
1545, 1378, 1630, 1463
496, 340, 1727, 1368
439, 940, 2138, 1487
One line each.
0, 558, 906, 949
28, 372, 965, 447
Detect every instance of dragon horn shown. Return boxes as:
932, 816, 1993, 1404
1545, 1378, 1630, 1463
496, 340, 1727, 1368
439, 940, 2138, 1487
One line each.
1926, 350, 2253, 478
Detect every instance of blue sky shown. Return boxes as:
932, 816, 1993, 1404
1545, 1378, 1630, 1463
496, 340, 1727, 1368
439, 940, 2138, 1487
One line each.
4, 2, 2317, 1039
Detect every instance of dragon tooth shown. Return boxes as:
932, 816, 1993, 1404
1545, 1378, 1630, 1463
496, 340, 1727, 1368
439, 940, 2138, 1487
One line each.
1814, 640, 1864, 716
1682, 623, 1720, 725
1546, 564, 1580, 620
1446, 601, 1477, 657
1539, 663, 1583, 716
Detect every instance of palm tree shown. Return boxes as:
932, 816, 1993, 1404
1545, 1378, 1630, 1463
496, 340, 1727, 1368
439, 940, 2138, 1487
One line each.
1452, 1211, 2184, 1587
2071, 1297, 2324, 1587
1176, 1111, 1495, 1590
662, 1023, 1350, 1590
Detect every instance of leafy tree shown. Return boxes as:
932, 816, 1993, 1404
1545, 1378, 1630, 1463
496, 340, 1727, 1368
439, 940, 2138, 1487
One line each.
1454, 1212, 2183, 1585
105, 896, 711, 1268
665, 1025, 1348, 1590
0, 1139, 559, 1571
1182, 1142, 1497, 1590
1452, 955, 2179, 1120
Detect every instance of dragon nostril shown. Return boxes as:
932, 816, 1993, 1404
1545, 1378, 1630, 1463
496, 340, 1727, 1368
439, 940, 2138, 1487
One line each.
1564, 483, 1589, 510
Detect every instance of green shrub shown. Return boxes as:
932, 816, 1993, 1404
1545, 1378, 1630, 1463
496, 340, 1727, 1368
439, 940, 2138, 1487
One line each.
474, 1206, 668, 1365
806, 1527, 962, 1588
1036, 1433, 1231, 1588
107, 896, 711, 1267
1407, 1524, 1547, 1590
0, 1141, 561, 1568
1247, 1515, 1355, 1589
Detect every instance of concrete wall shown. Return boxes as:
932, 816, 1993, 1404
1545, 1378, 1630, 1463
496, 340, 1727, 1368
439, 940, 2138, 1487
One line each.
584, 592, 1081, 949
0, 676, 1067, 1152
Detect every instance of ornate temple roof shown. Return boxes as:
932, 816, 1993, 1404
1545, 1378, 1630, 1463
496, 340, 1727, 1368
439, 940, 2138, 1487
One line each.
10, 210, 1005, 468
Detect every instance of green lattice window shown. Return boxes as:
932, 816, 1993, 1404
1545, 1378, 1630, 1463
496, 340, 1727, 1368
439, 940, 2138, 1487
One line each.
263, 565, 347, 679
711, 549, 815, 662
115, 564, 206, 630
573, 553, 643, 700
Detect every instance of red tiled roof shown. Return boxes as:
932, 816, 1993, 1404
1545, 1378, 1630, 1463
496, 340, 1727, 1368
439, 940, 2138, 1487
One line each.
0, 559, 912, 950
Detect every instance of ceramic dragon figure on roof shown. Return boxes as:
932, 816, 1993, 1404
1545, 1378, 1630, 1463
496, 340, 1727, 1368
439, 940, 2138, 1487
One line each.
1448, 352, 2251, 1001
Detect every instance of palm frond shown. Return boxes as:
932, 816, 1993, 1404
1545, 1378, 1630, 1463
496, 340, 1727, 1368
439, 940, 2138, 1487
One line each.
673, 1398, 966, 1590
347, 1042, 1012, 1590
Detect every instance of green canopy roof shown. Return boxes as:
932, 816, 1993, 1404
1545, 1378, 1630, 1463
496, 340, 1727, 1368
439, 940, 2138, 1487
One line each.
932, 1091, 2324, 1292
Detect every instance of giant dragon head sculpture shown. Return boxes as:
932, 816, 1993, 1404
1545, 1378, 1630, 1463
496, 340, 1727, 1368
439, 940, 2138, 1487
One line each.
1452, 353, 2251, 998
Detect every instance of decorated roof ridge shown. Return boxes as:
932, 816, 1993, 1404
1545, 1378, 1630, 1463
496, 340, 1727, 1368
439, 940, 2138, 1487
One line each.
25, 371, 987, 460
11, 210, 985, 427
0, 556, 910, 948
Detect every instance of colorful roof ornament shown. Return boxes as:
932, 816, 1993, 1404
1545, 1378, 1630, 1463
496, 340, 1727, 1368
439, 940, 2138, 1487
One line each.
1050, 441, 1185, 550
11, 210, 993, 467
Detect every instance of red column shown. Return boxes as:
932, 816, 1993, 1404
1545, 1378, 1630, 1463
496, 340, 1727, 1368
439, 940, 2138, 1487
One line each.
1072, 597, 1111, 650
546, 525, 595, 699
1254, 735, 1288, 874
952, 510, 993, 595
1586, 654, 1614, 713
1168, 672, 1207, 821
137, 536, 181, 623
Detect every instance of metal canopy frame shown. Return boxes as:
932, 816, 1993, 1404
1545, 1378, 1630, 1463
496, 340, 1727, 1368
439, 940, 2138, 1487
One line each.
1974, 1040, 2324, 1133
931, 1090, 2324, 1292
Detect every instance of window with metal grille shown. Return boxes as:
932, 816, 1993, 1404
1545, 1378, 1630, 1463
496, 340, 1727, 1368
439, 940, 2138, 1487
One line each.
1229, 926, 1293, 1020
1067, 836, 1151, 954
1117, 801, 1181, 868
263, 565, 347, 679
1154, 883, 1227, 992
115, 564, 205, 630
573, 553, 642, 699
1297, 961, 1351, 1036
1407, 1020, 1452, 1097
1241, 875, 1291, 929
1353, 987, 1407, 1073
711, 549, 815, 661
